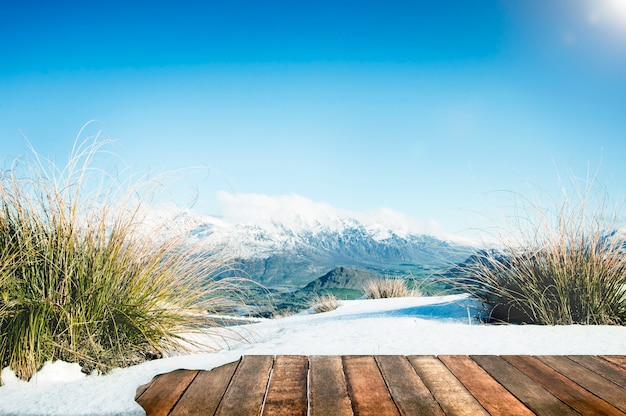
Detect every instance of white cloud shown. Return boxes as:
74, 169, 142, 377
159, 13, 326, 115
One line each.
216, 192, 342, 230
215, 191, 444, 238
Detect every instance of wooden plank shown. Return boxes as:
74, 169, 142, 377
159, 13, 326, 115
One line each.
407, 356, 489, 416
439, 355, 534, 416
568, 355, 626, 389
169, 360, 239, 416
309, 355, 353, 416
342, 355, 400, 416
536, 355, 626, 413
215, 355, 274, 416
135, 381, 151, 400
135, 355, 626, 416
602, 356, 626, 371
136, 370, 199, 416
471, 355, 578, 416
262, 355, 309, 416
503, 355, 624, 416
375, 355, 444, 416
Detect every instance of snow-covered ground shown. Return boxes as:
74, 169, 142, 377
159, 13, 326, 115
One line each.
2, 294, 626, 416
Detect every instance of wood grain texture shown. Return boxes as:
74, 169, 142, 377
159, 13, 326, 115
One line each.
503, 355, 625, 416
439, 355, 534, 416
342, 355, 400, 416
169, 361, 239, 416
407, 355, 489, 416
215, 355, 274, 416
602, 356, 626, 371
471, 355, 579, 416
134, 355, 626, 416
309, 355, 353, 416
375, 355, 444, 416
135, 381, 151, 400
568, 355, 626, 389
536, 355, 626, 413
262, 355, 309, 416
136, 370, 198, 416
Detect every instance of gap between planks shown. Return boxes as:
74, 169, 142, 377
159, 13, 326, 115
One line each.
136, 355, 626, 416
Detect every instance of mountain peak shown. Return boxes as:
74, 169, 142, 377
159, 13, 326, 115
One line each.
141, 199, 474, 288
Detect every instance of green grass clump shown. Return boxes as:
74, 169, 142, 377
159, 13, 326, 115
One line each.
308, 293, 339, 313
459, 181, 626, 325
364, 278, 420, 299
0, 135, 243, 382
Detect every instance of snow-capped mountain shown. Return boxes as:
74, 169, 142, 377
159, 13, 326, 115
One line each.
145, 203, 474, 288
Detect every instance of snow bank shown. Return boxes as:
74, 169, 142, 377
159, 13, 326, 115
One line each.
1, 294, 625, 415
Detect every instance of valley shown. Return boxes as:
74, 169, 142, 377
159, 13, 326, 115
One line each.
160, 207, 477, 316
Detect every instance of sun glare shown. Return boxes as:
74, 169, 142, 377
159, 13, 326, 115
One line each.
593, 0, 626, 28
607, 0, 626, 17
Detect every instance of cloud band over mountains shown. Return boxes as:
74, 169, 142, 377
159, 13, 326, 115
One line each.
215, 191, 443, 238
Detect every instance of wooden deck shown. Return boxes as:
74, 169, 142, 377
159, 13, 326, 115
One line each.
136, 355, 626, 415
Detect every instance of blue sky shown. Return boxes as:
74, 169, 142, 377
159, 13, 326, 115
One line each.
2, 0, 626, 238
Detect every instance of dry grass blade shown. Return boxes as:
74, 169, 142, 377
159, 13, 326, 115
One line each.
0, 131, 248, 383
455, 177, 626, 325
364, 278, 421, 299
308, 293, 339, 313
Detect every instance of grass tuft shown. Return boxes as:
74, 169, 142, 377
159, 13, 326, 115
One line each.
308, 293, 339, 313
364, 278, 420, 299
457, 179, 626, 325
0, 132, 245, 382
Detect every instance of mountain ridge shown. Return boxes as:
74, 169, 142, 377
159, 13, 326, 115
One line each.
149, 206, 475, 288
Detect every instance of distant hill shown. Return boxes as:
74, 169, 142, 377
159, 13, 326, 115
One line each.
148, 207, 475, 289
243, 267, 378, 318
300, 266, 380, 293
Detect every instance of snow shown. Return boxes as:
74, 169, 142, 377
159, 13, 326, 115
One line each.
148, 193, 469, 253
1, 294, 626, 415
